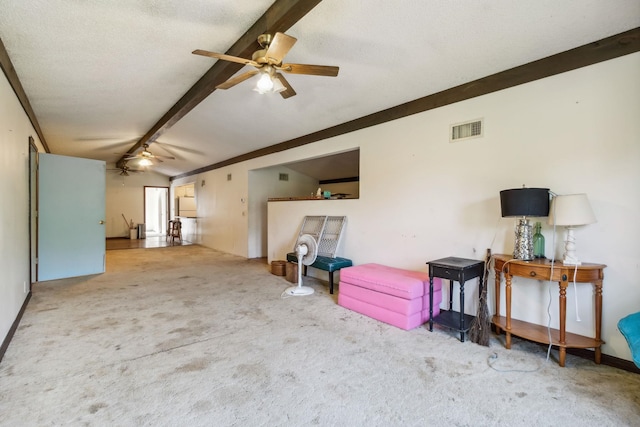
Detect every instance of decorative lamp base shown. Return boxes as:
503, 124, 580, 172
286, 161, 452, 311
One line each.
513, 218, 534, 261
562, 226, 582, 265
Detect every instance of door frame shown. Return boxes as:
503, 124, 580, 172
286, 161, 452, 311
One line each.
144, 186, 169, 237
29, 136, 38, 285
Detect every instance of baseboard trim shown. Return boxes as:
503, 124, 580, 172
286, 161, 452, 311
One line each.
491, 324, 639, 374
565, 347, 639, 374
0, 291, 31, 363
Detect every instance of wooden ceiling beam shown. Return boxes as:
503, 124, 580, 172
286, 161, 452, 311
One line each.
118, 0, 322, 167
171, 26, 640, 180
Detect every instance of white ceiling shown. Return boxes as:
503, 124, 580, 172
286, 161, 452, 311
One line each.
1, 1, 638, 178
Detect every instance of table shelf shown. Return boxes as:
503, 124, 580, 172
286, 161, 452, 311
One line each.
492, 315, 602, 349
433, 310, 476, 333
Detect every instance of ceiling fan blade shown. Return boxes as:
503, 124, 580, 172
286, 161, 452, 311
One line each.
153, 155, 176, 160
265, 32, 297, 64
275, 73, 296, 99
216, 70, 260, 90
280, 63, 339, 77
108, 167, 144, 176
192, 49, 259, 67
155, 141, 204, 156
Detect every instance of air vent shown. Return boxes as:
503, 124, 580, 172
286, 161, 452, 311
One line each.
450, 119, 483, 142
279, 173, 289, 181
227, 173, 232, 181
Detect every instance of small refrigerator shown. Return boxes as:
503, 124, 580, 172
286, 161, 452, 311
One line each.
176, 197, 197, 217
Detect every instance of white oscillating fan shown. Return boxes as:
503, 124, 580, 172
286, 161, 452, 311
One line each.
284, 234, 318, 296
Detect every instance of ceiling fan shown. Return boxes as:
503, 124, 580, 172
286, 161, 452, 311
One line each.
193, 32, 339, 98
107, 164, 144, 176
124, 143, 175, 166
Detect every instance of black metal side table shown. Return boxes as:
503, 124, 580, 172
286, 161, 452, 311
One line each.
427, 256, 485, 342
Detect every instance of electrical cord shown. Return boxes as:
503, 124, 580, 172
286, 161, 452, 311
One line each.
480, 235, 549, 371
546, 191, 557, 361
546, 282, 553, 361
281, 290, 294, 299
490, 190, 583, 366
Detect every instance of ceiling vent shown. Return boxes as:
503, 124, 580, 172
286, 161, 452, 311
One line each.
450, 119, 483, 142
279, 173, 289, 181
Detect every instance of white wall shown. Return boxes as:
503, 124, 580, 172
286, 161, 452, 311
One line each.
247, 166, 319, 258
0, 70, 45, 344
106, 168, 170, 237
174, 166, 249, 255
178, 52, 640, 362
173, 162, 324, 257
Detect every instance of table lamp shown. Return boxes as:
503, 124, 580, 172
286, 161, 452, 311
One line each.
500, 187, 550, 260
548, 193, 596, 265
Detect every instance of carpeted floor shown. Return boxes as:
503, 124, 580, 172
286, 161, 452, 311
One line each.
1, 245, 638, 426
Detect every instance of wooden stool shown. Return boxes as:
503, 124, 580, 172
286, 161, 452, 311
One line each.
167, 219, 182, 243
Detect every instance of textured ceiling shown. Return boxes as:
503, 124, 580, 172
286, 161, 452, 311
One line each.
1, 1, 639, 178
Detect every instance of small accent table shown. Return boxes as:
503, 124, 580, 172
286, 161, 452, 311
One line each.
492, 254, 606, 367
428, 257, 485, 342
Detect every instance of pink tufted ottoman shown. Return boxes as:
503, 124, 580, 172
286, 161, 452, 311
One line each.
338, 263, 442, 330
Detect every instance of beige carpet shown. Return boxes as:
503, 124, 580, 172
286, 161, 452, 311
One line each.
1, 245, 638, 426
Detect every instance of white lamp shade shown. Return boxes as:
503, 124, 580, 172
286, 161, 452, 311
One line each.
548, 193, 596, 226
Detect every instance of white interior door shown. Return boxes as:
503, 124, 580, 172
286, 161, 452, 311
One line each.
38, 153, 106, 281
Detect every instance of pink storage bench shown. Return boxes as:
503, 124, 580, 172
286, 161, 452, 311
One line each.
338, 263, 442, 330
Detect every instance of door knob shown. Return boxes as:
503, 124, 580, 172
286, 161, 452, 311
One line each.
99, 220, 105, 224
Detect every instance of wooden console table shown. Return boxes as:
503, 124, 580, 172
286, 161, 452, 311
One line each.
492, 254, 606, 367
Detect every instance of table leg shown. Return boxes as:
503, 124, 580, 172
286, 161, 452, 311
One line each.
429, 277, 434, 332
595, 279, 603, 364
328, 271, 334, 294
459, 280, 465, 342
449, 280, 453, 310
559, 280, 568, 367
505, 273, 512, 349
494, 266, 501, 334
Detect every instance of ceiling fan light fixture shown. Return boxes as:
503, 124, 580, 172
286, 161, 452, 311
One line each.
272, 76, 286, 93
138, 158, 152, 166
255, 72, 274, 93
194, 32, 339, 99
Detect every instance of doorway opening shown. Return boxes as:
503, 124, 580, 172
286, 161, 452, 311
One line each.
144, 186, 169, 237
